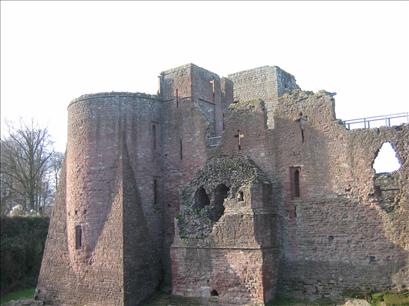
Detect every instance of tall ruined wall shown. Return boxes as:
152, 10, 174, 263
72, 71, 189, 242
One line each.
208, 79, 408, 301
38, 92, 162, 305
38, 63, 408, 305
271, 90, 409, 300
159, 64, 231, 286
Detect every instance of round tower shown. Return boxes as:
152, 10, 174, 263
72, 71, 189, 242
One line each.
65, 92, 163, 278
66, 93, 124, 271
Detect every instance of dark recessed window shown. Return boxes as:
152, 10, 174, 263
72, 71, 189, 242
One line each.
180, 139, 183, 160
75, 225, 82, 250
238, 191, 244, 202
153, 178, 158, 205
290, 167, 301, 199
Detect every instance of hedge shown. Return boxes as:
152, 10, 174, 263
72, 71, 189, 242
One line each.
0, 217, 49, 296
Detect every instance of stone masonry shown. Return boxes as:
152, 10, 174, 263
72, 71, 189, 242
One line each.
37, 63, 409, 305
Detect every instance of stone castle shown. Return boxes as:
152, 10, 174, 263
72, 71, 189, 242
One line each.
37, 64, 409, 305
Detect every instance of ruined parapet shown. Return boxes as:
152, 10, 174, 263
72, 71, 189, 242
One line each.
228, 66, 300, 128
171, 156, 277, 305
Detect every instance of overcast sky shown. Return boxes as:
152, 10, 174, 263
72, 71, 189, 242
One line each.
1, 1, 408, 162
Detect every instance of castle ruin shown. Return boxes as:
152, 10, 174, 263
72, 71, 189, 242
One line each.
37, 64, 409, 305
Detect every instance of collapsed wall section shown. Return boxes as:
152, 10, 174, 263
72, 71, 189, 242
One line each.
171, 157, 277, 305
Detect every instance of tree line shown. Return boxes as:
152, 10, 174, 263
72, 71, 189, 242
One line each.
1, 120, 63, 216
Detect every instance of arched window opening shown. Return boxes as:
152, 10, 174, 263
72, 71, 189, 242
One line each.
210, 289, 219, 296
373, 142, 401, 212
290, 167, 301, 199
208, 184, 229, 222
237, 191, 244, 201
75, 225, 82, 250
193, 187, 210, 210
373, 142, 401, 174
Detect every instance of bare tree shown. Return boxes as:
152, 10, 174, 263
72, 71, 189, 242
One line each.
0, 120, 60, 215
49, 151, 64, 191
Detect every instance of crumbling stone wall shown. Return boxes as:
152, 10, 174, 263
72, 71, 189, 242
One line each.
171, 156, 277, 305
38, 63, 408, 305
160, 64, 231, 286
201, 75, 408, 301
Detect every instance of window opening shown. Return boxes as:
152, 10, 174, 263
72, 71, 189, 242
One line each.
75, 225, 82, 250
373, 142, 401, 212
210, 80, 215, 102
290, 167, 301, 198
176, 88, 179, 107
234, 129, 244, 150
238, 191, 244, 201
193, 187, 210, 209
209, 184, 229, 222
153, 178, 158, 205
373, 142, 401, 173
180, 139, 183, 160
210, 289, 219, 296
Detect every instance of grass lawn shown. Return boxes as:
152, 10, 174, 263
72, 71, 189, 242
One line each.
0, 288, 35, 305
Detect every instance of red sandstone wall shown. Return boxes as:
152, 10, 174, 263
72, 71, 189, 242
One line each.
272, 91, 409, 299
38, 92, 163, 305
206, 86, 408, 300
171, 156, 277, 305
160, 64, 229, 286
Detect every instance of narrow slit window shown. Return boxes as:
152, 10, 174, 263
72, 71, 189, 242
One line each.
152, 124, 157, 150
153, 178, 158, 205
176, 88, 179, 108
75, 225, 82, 250
290, 167, 301, 199
180, 139, 183, 160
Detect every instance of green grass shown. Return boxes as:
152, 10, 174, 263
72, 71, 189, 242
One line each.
343, 289, 409, 305
383, 291, 409, 305
0, 288, 35, 305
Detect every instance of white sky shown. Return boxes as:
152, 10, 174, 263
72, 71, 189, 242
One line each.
1, 1, 409, 169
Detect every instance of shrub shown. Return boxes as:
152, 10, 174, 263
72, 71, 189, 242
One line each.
0, 217, 49, 296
